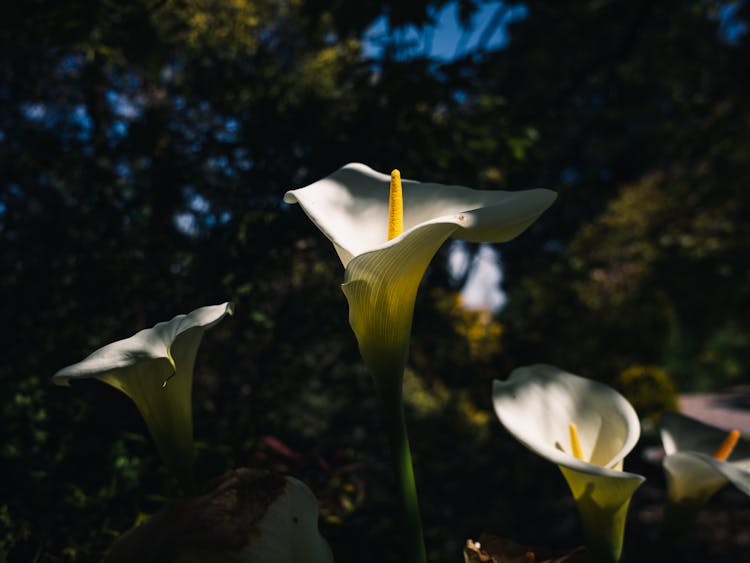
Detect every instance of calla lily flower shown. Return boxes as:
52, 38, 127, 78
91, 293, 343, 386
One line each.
492, 365, 644, 563
104, 469, 334, 563
284, 163, 556, 382
659, 412, 750, 535
53, 303, 233, 492
285, 163, 556, 563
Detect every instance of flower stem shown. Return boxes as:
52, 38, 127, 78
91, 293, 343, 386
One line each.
376, 377, 428, 563
653, 499, 701, 559
150, 428, 196, 496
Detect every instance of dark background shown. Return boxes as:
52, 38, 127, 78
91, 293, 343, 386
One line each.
1, 1, 749, 561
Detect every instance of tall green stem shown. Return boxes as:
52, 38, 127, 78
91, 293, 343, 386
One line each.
376, 376, 427, 563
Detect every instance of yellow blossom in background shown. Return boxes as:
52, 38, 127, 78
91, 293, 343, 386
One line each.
616, 365, 679, 426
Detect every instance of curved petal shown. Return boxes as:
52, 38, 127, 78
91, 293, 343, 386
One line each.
660, 413, 750, 504
705, 454, 750, 495
241, 477, 335, 563
52, 303, 234, 385
662, 452, 730, 506
492, 365, 641, 470
342, 221, 459, 381
52, 303, 233, 489
284, 163, 556, 267
660, 412, 750, 462
103, 469, 333, 563
492, 365, 643, 562
104, 358, 197, 490
559, 466, 645, 563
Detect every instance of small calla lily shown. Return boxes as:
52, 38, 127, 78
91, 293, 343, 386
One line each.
659, 412, 750, 536
285, 163, 556, 563
53, 303, 233, 492
492, 365, 644, 563
104, 469, 334, 563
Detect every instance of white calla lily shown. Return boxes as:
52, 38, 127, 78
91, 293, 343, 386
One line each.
53, 303, 233, 492
241, 476, 334, 563
659, 412, 750, 535
104, 469, 334, 563
284, 162, 556, 381
285, 163, 556, 563
492, 365, 644, 563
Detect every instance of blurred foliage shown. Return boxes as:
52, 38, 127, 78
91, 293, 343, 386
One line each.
616, 365, 679, 427
1, 0, 749, 561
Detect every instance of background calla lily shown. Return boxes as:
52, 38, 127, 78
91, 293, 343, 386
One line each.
285, 163, 556, 563
492, 365, 644, 563
284, 162, 557, 381
53, 302, 233, 492
659, 412, 750, 537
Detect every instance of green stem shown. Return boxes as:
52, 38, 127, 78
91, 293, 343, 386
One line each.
376, 377, 428, 563
650, 499, 701, 562
151, 430, 196, 496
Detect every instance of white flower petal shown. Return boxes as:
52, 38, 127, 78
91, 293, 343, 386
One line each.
492, 365, 643, 563
287, 164, 555, 394
662, 452, 730, 505
242, 477, 334, 563
52, 303, 233, 488
660, 412, 750, 461
660, 412, 750, 505
559, 465, 645, 562
104, 470, 333, 563
492, 364, 641, 471
342, 221, 460, 378
284, 163, 556, 267
53, 303, 233, 385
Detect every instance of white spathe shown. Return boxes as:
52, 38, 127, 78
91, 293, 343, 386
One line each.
284, 163, 556, 380
239, 476, 335, 563
53, 303, 233, 489
660, 412, 750, 507
104, 469, 334, 563
492, 364, 644, 563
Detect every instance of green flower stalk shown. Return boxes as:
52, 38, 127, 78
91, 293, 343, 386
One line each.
492, 365, 645, 563
285, 163, 556, 562
53, 303, 233, 493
